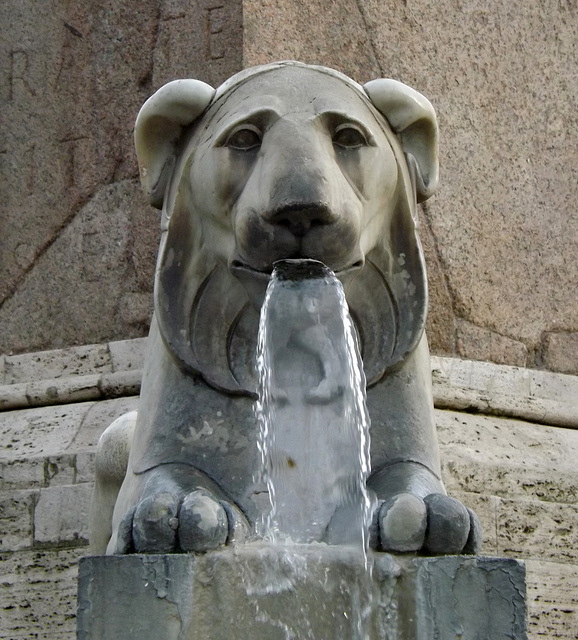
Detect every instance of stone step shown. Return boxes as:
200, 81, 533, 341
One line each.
2, 341, 577, 429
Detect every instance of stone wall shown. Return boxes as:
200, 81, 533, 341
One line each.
242, 0, 578, 372
0, 0, 242, 355
1, 0, 577, 373
1, 341, 577, 638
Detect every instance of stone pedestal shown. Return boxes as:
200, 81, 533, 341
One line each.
77, 545, 526, 639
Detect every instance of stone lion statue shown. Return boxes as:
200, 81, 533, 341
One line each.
90, 61, 481, 555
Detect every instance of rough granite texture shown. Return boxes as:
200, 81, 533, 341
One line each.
1, 0, 577, 374
0, 0, 242, 355
243, 0, 578, 373
1, 0, 577, 636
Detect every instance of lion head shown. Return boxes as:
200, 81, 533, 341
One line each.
134, 62, 438, 395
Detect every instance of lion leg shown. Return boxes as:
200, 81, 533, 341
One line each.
108, 463, 250, 555
89, 411, 137, 554
367, 337, 482, 555
368, 461, 482, 555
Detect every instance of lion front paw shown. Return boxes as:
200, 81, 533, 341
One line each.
115, 489, 249, 554
375, 493, 482, 555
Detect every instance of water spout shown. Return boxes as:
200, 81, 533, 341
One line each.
256, 259, 374, 551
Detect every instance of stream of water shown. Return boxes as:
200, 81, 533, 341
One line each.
255, 259, 374, 552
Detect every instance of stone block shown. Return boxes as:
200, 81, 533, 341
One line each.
77, 547, 526, 639
0, 547, 85, 640
152, 0, 243, 89
432, 356, 578, 428
243, 0, 379, 82
0, 403, 92, 461
0, 457, 45, 490
34, 484, 92, 546
0, 181, 156, 355
242, 0, 578, 373
1, 0, 576, 374
0, 0, 243, 357
243, 0, 578, 364
0, 455, 89, 492
456, 319, 529, 367
497, 498, 578, 564
526, 559, 578, 640
436, 409, 578, 503
108, 337, 148, 373
412, 555, 526, 639
540, 332, 578, 375
0, 489, 37, 551
529, 365, 578, 416
3, 344, 112, 385
416, 2, 577, 353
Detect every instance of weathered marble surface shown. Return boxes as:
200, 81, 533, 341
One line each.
3, 340, 577, 427
93, 60, 481, 559
77, 549, 527, 639
0, 548, 85, 640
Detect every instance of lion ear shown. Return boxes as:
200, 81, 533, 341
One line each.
364, 79, 438, 203
134, 79, 215, 209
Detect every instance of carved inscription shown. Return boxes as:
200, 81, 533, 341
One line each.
59, 136, 89, 190
81, 231, 103, 282
24, 144, 36, 194
206, 6, 225, 60
54, 23, 85, 90
9, 50, 35, 100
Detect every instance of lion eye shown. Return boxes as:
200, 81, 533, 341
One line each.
226, 125, 262, 150
333, 124, 367, 149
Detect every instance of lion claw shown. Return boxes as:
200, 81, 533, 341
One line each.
376, 492, 482, 555
116, 489, 249, 554
177, 490, 228, 552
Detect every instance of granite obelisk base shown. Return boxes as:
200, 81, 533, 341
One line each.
77, 544, 526, 639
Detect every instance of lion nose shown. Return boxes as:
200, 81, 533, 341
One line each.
269, 203, 335, 237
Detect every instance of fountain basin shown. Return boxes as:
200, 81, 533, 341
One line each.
77, 545, 526, 639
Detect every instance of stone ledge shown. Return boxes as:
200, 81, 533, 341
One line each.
0, 397, 139, 466
1, 340, 577, 428
0, 338, 147, 386
0, 370, 142, 411
431, 356, 578, 429
77, 547, 527, 640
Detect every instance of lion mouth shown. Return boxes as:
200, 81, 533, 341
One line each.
230, 258, 364, 308
230, 258, 364, 278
